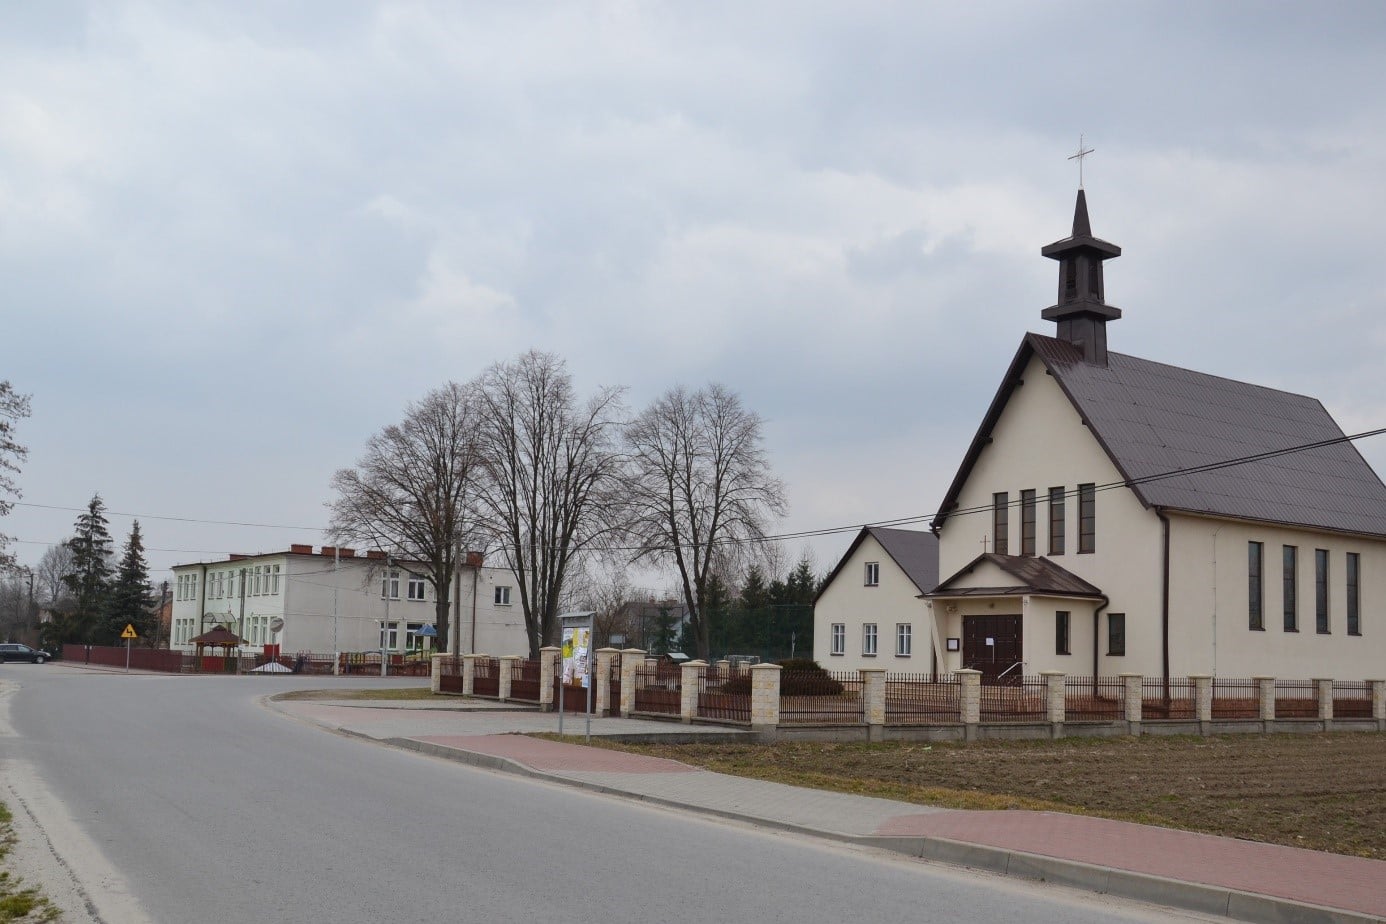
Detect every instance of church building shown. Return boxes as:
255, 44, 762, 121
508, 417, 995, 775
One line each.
922, 190, 1386, 683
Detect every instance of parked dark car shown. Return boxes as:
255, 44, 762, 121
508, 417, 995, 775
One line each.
0, 643, 50, 664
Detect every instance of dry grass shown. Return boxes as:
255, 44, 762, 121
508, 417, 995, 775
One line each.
588, 733, 1386, 859
274, 687, 436, 701
0, 803, 58, 923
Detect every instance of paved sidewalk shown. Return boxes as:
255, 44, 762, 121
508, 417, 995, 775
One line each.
273, 698, 1386, 924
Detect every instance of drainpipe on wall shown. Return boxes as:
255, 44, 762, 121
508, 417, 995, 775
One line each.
1156, 508, 1172, 697
1092, 594, 1109, 688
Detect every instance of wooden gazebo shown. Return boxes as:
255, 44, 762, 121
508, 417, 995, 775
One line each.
190, 625, 246, 673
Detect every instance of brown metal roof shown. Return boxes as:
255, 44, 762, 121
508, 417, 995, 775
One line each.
933, 333, 1386, 538
927, 553, 1104, 599
815, 526, 939, 602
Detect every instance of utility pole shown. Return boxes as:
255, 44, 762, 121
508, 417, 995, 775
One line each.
332, 546, 340, 675
381, 554, 391, 677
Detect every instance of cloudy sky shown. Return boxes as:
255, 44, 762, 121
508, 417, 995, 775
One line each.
3, 1, 1385, 589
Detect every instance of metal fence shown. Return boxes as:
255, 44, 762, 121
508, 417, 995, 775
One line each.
1274, 679, 1318, 718
473, 657, 500, 697
779, 670, 864, 725
1065, 675, 1124, 721
510, 658, 542, 702
883, 673, 960, 724
1211, 678, 1260, 719
439, 655, 464, 693
1333, 681, 1373, 718
978, 675, 1046, 722
1142, 677, 1196, 720
632, 663, 680, 715
697, 664, 750, 723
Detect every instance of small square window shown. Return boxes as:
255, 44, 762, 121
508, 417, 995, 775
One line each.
495, 585, 512, 606
407, 575, 427, 601
864, 562, 880, 586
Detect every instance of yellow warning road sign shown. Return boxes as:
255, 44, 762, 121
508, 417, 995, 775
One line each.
121, 624, 138, 639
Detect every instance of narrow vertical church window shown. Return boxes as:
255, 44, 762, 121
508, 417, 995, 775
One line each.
1283, 546, 1298, 632
1056, 611, 1071, 655
1315, 549, 1329, 634
1049, 487, 1065, 555
992, 493, 1009, 555
1248, 542, 1263, 630
1020, 490, 1037, 556
1107, 613, 1125, 656
1347, 553, 1360, 636
1078, 483, 1096, 553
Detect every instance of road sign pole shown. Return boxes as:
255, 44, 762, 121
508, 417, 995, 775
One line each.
121, 623, 138, 672
125, 637, 131, 673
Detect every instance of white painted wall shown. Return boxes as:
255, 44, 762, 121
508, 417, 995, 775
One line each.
813, 534, 935, 672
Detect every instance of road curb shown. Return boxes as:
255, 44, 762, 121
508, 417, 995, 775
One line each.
380, 735, 1382, 924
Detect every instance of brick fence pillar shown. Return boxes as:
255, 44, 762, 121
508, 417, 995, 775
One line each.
430, 653, 444, 694
957, 669, 981, 740
462, 653, 482, 696
498, 655, 520, 701
680, 661, 707, 724
1189, 674, 1212, 733
619, 648, 645, 717
1120, 673, 1143, 734
1371, 679, 1386, 731
1254, 676, 1275, 728
539, 646, 560, 711
1041, 670, 1065, 734
861, 668, 886, 740
594, 648, 618, 716
1316, 678, 1334, 726
750, 663, 782, 737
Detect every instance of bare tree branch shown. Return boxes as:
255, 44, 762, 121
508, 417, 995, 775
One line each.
473, 351, 627, 657
625, 383, 787, 659
328, 381, 482, 653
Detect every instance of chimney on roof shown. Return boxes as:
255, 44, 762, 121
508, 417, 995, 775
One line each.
289, 544, 312, 555
1040, 189, 1122, 365
365, 550, 387, 560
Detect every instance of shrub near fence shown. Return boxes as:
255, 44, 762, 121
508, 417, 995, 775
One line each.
697, 665, 750, 722
884, 673, 960, 724
779, 669, 861, 725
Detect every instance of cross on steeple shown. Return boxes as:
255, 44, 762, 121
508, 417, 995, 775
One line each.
1067, 134, 1094, 189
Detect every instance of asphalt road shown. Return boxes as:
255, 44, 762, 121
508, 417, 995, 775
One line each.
1, 665, 1212, 924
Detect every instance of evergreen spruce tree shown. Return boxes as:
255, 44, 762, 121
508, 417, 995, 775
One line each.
105, 520, 155, 645
62, 494, 115, 644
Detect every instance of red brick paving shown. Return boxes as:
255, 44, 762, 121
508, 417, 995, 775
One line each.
876, 810, 1386, 917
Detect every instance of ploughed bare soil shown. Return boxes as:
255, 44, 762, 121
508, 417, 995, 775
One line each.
600, 734, 1386, 859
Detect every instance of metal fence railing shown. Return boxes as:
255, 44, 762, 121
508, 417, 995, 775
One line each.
439, 655, 464, 693
883, 673, 960, 724
510, 658, 542, 702
1064, 675, 1124, 721
1210, 678, 1259, 719
779, 670, 863, 724
697, 665, 750, 723
978, 675, 1046, 722
1275, 679, 1318, 718
1142, 677, 1196, 720
1333, 681, 1373, 718
473, 657, 500, 697
633, 664, 680, 715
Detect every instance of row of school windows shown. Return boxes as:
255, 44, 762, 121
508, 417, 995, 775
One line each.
992, 484, 1096, 557
1247, 543, 1362, 636
176, 567, 282, 601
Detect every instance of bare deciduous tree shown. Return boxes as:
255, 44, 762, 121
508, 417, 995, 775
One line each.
567, 562, 636, 649
36, 543, 75, 611
0, 381, 30, 570
329, 382, 481, 653
625, 383, 787, 659
474, 351, 626, 657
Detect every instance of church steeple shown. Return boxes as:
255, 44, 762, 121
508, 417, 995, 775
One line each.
1041, 189, 1121, 365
